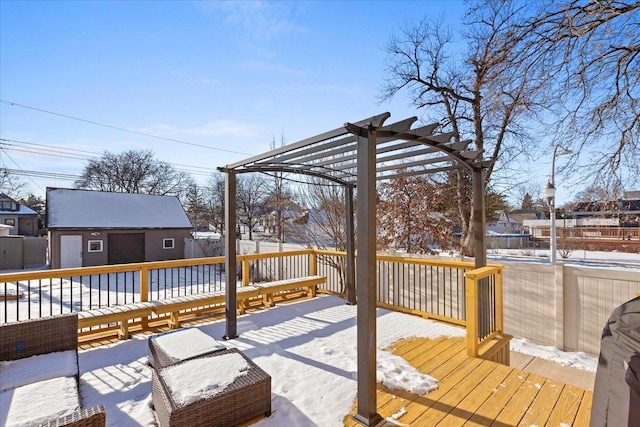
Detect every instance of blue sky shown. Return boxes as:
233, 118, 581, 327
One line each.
2, 0, 469, 198
0, 0, 589, 206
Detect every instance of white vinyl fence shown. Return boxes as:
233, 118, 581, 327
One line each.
502, 262, 640, 355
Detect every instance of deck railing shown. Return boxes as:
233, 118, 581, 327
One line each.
464, 265, 505, 357
0, 249, 504, 358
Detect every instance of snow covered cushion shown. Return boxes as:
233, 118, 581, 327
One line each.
161, 352, 249, 406
150, 327, 225, 365
0, 376, 80, 426
0, 350, 78, 392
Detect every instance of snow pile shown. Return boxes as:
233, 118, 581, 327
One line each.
511, 337, 598, 372
376, 351, 438, 395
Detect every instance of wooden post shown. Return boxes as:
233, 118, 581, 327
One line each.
241, 257, 250, 287
140, 266, 149, 329
346, 185, 356, 305
465, 273, 479, 357
224, 170, 238, 340
309, 251, 317, 276
353, 125, 383, 427
495, 267, 504, 334
472, 168, 486, 268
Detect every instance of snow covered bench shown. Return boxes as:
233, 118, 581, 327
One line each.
78, 302, 155, 340
0, 313, 106, 427
151, 286, 261, 329
253, 275, 325, 307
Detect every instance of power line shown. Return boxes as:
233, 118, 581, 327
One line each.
1, 99, 255, 156
0, 138, 222, 177
0, 152, 47, 192
3, 168, 79, 181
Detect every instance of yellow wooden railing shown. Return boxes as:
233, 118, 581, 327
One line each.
464, 264, 507, 360
0, 249, 505, 359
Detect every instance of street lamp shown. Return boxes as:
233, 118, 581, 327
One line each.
542, 144, 572, 264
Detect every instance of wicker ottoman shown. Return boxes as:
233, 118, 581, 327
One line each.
151, 348, 271, 427
148, 327, 226, 369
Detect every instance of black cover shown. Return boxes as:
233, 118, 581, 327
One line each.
591, 296, 640, 427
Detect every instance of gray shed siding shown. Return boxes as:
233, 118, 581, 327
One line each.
49, 228, 189, 269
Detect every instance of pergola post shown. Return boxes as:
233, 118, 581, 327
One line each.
472, 168, 487, 268
224, 170, 238, 340
345, 185, 356, 305
353, 125, 383, 427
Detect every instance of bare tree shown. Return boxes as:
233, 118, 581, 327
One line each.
507, 0, 640, 183
381, 1, 549, 255
264, 134, 294, 242
0, 168, 28, 199
184, 183, 204, 231
203, 172, 226, 234
295, 178, 351, 294
237, 174, 270, 240
74, 149, 194, 197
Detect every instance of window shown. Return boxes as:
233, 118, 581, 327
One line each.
88, 240, 103, 252
4, 218, 15, 226
1, 201, 13, 210
163, 238, 175, 249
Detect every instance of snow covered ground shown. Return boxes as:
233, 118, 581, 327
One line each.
72, 295, 597, 426
486, 248, 640, 270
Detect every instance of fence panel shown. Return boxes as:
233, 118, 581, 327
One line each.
502, 263, 556, 347
23, 236, 47, 266
564, 265, 640, 354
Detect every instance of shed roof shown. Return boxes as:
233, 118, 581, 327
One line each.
47, 188, 192, 229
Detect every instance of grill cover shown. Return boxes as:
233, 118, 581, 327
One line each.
591, 296, 640, 427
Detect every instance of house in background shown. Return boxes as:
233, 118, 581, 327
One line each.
0, 193, 39, 236
492, 209, 546, 234
46, 188, 192, 269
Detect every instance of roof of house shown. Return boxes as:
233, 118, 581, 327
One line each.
47, 188, 192, 229
0, 193, 38, 215
0, 204, 37, 215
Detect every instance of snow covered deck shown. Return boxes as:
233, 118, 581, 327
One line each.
74, 294, 593, 426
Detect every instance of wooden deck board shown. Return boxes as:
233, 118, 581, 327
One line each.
463, 369, 533, 427
546, 385, 586, 426
518, 378, 564, 426
345, 337, 592, 426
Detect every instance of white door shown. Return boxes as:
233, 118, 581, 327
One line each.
60, 235, 82, 268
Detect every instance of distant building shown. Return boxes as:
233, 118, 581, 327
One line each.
0, 193, 38, 236
47, 188, 192, 269
573, 196, 640, 227
493, 209, 546, 233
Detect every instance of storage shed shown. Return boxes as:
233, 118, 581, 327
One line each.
47, 188, 192, 269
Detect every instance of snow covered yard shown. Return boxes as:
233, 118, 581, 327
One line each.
74, 295, 596, 426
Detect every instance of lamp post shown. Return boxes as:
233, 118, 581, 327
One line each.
542, 144, 572, 264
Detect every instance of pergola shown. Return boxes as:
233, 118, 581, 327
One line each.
218, 112, 490, 426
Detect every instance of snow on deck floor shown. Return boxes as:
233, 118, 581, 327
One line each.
76, 295, 596, 426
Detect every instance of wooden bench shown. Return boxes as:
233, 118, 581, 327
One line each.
253, 275, 326, 307
152, 291, 226, 329
78, 302, 155, 340
237, 285, 261, 315
151, 287, 261, 329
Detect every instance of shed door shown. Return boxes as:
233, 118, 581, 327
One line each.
60, 235, 83, 268
108, 233, 145, 264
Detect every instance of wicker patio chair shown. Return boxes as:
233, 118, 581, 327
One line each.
0, 313, 106, 427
